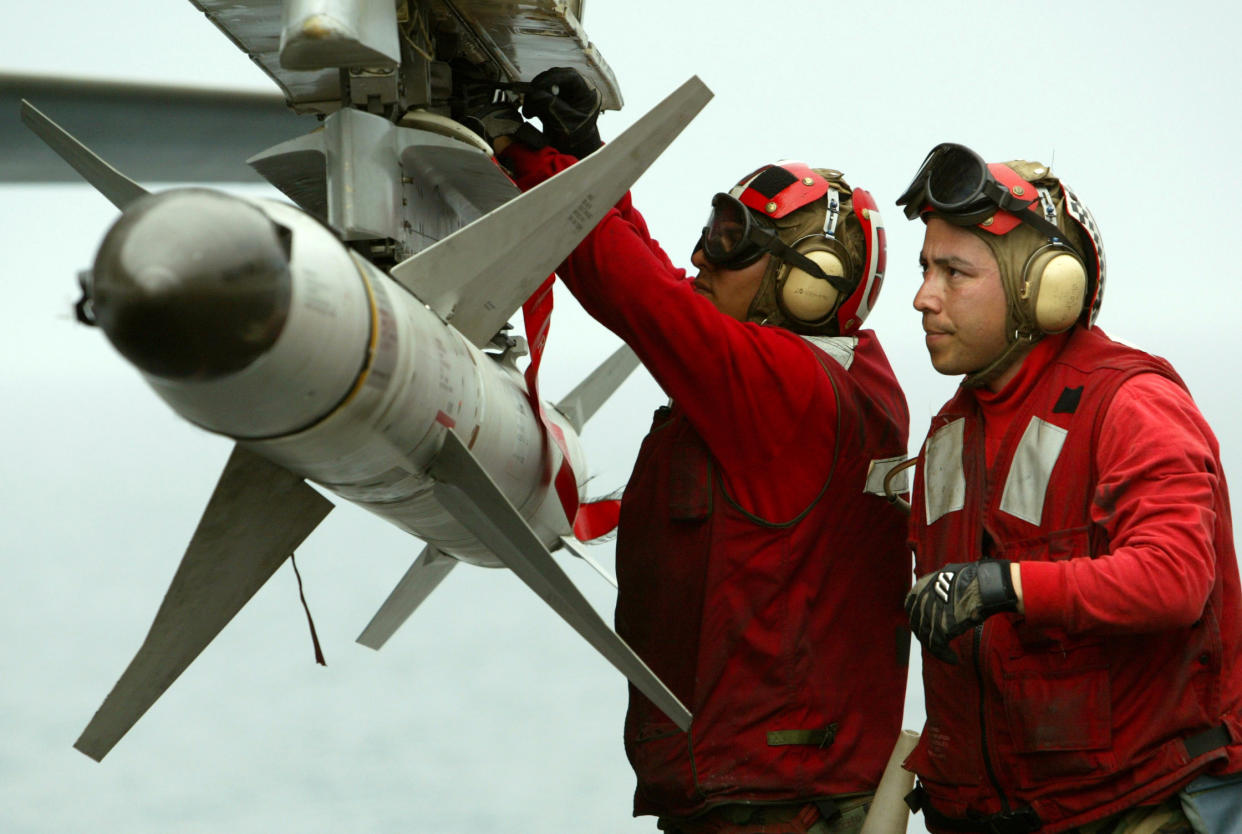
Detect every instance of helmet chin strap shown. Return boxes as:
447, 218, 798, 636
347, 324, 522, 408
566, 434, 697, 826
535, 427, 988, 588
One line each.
961, 331, 1040, 389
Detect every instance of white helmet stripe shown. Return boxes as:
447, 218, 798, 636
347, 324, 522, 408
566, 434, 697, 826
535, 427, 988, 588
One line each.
854, 206, 884, 323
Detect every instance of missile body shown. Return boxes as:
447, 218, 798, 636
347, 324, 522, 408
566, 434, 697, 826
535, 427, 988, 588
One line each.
92, 188, 583, 564
55, 76, 713, 760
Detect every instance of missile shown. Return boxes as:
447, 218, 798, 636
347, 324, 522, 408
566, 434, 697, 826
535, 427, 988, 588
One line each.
23, 76, 713, 761
89, 185, 587, 568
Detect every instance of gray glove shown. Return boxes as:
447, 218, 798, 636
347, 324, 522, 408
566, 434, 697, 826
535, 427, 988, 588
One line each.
905, 560, 1018, 663
521, 66, 603, 158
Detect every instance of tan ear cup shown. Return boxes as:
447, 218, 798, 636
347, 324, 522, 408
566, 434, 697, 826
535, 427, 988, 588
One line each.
1021, 247, 1087, 334
779, 249, 845, 324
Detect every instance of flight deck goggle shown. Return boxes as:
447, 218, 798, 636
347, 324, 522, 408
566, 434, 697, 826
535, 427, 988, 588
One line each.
896, 143, 1072, 245
694, 193, 854, 295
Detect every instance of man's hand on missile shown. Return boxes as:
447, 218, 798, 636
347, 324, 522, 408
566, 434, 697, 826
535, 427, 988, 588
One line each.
905, 560, 1019, 664
522, 67, 603, 159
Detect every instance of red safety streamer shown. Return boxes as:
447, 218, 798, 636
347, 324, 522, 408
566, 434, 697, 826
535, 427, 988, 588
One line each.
522, 276, 582, 526
573, 495, 622, 542
521, 277, 624, 543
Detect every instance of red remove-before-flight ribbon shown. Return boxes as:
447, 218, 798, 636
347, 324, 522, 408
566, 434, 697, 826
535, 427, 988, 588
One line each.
521, 277, 621, 542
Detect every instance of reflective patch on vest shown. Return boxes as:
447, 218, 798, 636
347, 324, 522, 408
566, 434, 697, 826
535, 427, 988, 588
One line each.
865, 455, 908, 496
801, 335, 857, 370
924, 418, 966, 524
999, 417, 1068, 525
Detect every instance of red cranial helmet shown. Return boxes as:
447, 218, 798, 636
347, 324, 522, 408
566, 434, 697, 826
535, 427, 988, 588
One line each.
897, 143, 1106, 333
703, 161, 886, 336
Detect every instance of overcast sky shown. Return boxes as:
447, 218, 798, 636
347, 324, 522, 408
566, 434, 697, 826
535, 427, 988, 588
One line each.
4, 2, 1242, 833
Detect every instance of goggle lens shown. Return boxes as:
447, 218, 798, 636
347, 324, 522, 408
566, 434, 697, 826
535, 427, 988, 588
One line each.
898, 142, 991, 220
926, 145, 987, 208
698, 194, 766, 268
693, 190, 855, 301
705, 218, 745, 258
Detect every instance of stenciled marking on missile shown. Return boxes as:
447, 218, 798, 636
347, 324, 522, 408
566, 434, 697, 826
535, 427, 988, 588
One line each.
329, 466, 423, 505
567, 194, 595, 233
503, 384, 532, 477
435, 337, 454, 394
363, 280, 399, 391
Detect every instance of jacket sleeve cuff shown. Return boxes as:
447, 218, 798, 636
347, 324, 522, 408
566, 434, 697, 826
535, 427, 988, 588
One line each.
498, 141, 576, 191
1018, 560, 1068, 626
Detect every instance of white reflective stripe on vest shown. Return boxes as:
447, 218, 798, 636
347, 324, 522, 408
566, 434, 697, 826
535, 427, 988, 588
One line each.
801, 335, 857, 370
998, 416, 1068, 525
924, 418, 966, 524
865, 455, 909, 497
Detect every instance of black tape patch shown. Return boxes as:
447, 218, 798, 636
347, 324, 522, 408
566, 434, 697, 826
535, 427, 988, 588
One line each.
748, 166, 799, 198
1053, 386, 1084, 414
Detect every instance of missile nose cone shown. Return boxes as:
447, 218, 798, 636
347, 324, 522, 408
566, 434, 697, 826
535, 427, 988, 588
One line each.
91, 188, 293, 380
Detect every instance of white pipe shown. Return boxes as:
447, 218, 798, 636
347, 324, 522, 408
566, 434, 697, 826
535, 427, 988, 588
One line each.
860, 729, 920, 834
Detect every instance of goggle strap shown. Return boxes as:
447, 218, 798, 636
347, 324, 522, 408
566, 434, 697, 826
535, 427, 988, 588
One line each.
981, 181, 1068, 242
982, 178, 1032, 214
1015, 209, 1077, 252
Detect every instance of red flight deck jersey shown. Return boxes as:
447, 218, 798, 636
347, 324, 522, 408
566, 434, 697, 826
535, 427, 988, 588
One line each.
908, 325, 1242, 833
502, 143, 912, 818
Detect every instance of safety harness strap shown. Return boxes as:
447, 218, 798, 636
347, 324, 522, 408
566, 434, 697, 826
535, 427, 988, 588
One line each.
905, 786, 1041, 834
906, 725, 1232, 833
658, 801, 836, 834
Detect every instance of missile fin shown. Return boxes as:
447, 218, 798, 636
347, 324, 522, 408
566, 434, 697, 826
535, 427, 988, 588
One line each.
356, 545, 457, 650
430, 430, 691, 730
390, 76, 713, 348
19, 99, 149, 210
558, 536, 618, 589
554, 343, 641, 434
74, 445, 332, 761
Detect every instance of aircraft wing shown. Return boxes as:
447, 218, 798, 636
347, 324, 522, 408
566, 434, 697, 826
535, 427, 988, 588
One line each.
189, 0, 622, 115
0, 74, 303, 184
437, 0, 622, 109
4, 1, 621, 186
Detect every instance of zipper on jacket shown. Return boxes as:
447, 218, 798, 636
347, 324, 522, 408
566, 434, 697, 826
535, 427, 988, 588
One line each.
973, 623, 1011, 814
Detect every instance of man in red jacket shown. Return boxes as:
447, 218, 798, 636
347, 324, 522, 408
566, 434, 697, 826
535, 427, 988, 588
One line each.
898, 143, 1242, 834
473, 70, 912, 833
